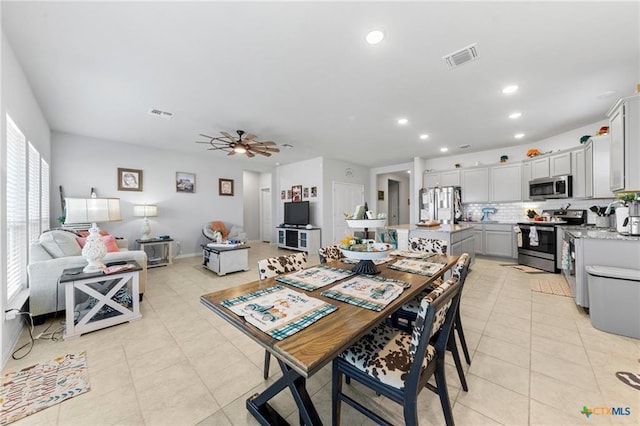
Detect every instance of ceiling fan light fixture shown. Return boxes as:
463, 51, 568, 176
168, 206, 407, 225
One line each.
233, 145, 247, 153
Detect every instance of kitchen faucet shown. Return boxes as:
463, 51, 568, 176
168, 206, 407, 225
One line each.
604, 200, 625, 215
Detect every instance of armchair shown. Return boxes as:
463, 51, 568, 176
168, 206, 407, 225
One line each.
202, 221, 247, 243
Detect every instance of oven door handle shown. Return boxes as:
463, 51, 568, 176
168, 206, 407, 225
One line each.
519, 226, 554, 232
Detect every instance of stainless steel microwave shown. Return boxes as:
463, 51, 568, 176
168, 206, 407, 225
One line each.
529, 175, 573, 200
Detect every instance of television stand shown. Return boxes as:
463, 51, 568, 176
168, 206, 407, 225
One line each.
276, 226, 321, 253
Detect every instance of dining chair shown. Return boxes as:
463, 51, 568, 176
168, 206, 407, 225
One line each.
392, 253, 472, 392
256, 251, 308, 379
408, 237, 448, 255
318, 244, 344, 264
332, 276, 462, 426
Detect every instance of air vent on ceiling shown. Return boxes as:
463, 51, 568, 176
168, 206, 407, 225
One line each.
443, 43, 479, 69
458, 144, 472, 149
148, 108, 174, 118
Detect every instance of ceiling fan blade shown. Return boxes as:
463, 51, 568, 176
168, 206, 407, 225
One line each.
227, 150, 236, 156
243, 134, 257, 142
245, 150, 255, 158
256, 141, 277, 146
254, 150, 271, 157
220, 131, 237, 141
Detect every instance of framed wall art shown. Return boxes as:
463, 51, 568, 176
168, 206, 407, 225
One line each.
176, 172, 195, 193
219, 178, 234, 196
291, 185, 302, 202
281, 190, 286, 200
117, 168, 143, 192
303, 187, 309, 198
311, 186, 317, 197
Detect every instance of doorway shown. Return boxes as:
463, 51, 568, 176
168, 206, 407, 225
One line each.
260, 187, 272, 242
388, 180, 400, 226
332, 182, 364, 243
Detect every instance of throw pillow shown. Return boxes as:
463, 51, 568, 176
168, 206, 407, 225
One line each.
76, 235, 120, 253
210, 221, 229, 238
78, 230, 111, 237
39, 230, 82, 258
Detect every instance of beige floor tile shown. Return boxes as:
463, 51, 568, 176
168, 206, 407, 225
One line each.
531, 350, 599, 391
529, 398, 611, 426
482, 321, 532, 349
531, 334, 591, 366
476, 334, 531, 369
467, 351, 530, 396
58, 385, 141, 425
456, 374, 529, 425
530, 320, 583, 346
452, 402, 502, 425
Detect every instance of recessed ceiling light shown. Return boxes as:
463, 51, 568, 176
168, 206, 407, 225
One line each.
366, 30, 384, 44
440, 147, 448, 152
281, 143, 294, 148
502, 85, 519, 95
514, 133, 525, 139
509, 112, 522, 119
419, 134, 429, 140
275, 162, 281, 166
406, 170, 411, 174
397, 118, 409, 125
458, 144, 471, 149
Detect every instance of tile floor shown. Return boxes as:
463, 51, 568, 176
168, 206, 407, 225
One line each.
4, 243, 639, 425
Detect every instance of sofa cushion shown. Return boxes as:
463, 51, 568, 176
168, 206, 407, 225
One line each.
77, 230, 111, 237
76, 235, 121, 253
210, 221, 229, 238
39, 230, 82, 258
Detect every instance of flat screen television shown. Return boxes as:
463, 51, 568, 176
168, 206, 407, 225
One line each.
284, 201, 310, 226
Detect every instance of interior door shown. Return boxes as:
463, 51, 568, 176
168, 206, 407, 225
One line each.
333, 182, 364, 243
260, 187, 272, 242
388, 180, 400, 226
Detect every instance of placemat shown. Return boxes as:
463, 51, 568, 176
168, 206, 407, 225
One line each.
387, 258, 447, 276
321, 275, 409, 311
276, 265, 354, 291
221, 285, 337, 340
389, 250, 436, 259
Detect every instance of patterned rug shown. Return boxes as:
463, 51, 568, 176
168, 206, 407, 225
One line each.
530, 278, 573, 297
502, 264, 546, 274
1, 351, 90, 425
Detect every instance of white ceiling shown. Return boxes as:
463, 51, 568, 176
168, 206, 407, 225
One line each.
2, 1, 639, 167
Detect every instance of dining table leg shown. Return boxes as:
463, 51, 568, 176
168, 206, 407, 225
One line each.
246, 358, 323, 426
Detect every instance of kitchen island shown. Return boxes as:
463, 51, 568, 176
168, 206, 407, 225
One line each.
565, 228, 640, 308
388, 223, 475, 264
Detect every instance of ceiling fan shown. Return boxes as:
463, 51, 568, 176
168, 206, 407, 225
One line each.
196, 130, 280, 158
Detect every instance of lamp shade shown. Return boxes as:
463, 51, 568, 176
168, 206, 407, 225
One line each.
64, 198, 121, 224
133, 204, 158, 217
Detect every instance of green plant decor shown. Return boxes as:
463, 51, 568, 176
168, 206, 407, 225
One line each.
616, 192, 638, 204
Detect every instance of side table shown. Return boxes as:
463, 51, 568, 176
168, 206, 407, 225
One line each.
59, 261, 142, 339
202, 244, 250, 276
136, 238, 173, 268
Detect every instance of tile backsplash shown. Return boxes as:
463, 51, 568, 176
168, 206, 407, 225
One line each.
464, 198, 617, 224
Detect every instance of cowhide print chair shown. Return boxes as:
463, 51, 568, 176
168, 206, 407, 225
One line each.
318, 244, 344, 264
392, 253, 472, 392
332, 276, 462, 426
408, 237, 447, 255
256, 251, 307, 379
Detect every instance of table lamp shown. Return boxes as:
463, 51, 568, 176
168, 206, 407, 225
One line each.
64, 197, 122, 272
133, 204, 158, 240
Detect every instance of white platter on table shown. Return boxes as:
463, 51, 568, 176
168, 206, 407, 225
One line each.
341, 243, 393, 274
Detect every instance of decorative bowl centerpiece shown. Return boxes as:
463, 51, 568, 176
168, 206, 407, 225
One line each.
340, 240, 393, 274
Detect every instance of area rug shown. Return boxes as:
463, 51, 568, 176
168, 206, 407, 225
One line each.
530, 278, 573, 297
501, 263, 546, 274
1, 351, 90, 425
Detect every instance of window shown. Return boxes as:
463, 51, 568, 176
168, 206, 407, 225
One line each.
6, 114, 27, 300
5, 114, 49, 301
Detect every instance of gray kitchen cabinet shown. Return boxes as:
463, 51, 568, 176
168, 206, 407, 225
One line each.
461, 168, 489, 203
585, 135, 615, 198
490, 163, 522, 202
571, 147, 587, 198
484, 224, 513, 258
607, 95, 640, 192
530, 157, 550, 179
423, 170, 460, 188
522, 161, 532, 200
550, 151, 572, 177
473, 224, 484, 254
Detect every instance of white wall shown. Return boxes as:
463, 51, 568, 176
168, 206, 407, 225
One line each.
376, 172, 410, 224
1, 32, 52, 367
276, 157, 323, 228
243, 171, 260, 240
424, 121, 607, 171
51, 131, 274, 257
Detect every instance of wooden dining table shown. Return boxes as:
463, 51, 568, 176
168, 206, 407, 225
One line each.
200, 254, 458, 426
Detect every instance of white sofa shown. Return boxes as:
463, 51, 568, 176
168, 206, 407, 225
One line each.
27, 229, 147, 319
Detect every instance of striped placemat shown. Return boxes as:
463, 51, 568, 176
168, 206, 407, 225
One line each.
276, 265, 354, 291
221, 285, 337, 340
387, 258, 447, 276
321, 275, 409, 312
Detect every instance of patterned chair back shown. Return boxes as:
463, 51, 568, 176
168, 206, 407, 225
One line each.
451, 253, 471, 281
408, 237, 447, 255
257, 252, 307, 280
318, 245, 344, 264
409, 276, 460, 358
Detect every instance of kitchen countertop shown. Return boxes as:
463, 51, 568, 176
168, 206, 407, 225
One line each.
388, 223, 475, 233
565, 229, 640, 241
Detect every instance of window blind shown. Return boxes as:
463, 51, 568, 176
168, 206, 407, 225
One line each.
28, 142, 41, 243
41, 159, 50, 233
6, 114, 27, 300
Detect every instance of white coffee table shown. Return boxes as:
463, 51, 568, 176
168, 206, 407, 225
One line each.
202, 244, 250, 276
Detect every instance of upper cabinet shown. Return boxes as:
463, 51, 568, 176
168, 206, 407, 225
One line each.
550, 152, 572, 177
585, 135, 615, 198
461, 168, 489, 203
607, 95, 640, 192
490, 163, 522, 202
571, 147, 587, 198
423, 170, 460, 188
530, 157, 550, 179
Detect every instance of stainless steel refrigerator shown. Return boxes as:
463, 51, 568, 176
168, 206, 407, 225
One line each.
419, 186, 463, 224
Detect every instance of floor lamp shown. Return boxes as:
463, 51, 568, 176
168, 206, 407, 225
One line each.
65, 197, 122, 272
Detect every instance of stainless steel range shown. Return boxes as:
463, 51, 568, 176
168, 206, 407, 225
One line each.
517, 209, 587, 273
